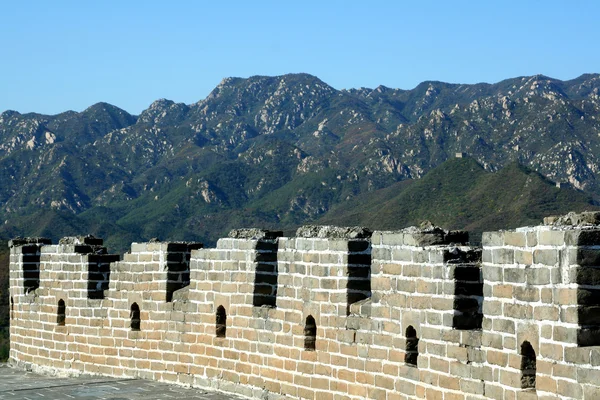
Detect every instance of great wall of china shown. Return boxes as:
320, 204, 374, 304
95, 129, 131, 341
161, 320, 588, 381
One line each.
8, 211, 600, 399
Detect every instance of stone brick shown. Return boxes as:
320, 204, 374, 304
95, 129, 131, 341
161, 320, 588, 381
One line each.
526, 268, 551, 285
514, 250, 533, 265
539, 230, 566, 246
482, 231, 505, 247
557, 379, 583, 399
504, 231, 526, 247
534, 249, 559, 266
583, 384, 600, 400
493, 248, 514, 264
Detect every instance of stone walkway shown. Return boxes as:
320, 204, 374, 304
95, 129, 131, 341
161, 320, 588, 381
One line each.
0, 365, 242, 399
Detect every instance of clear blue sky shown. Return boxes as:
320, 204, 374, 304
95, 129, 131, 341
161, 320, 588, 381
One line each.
1, 0, 598, 115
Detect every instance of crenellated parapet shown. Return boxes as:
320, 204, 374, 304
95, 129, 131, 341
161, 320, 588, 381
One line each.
9, 237, 52, 296
8, 212, 600, 400
114, 240, 203, 302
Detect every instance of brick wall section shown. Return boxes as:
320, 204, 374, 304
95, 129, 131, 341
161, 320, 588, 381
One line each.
480, 223, 600, 400
357, 228, 485, 399
8, 214, 600, 400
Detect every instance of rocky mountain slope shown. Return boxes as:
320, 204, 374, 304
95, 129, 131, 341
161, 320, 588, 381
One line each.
318, 157, 599, 243
1, 73, 599, 251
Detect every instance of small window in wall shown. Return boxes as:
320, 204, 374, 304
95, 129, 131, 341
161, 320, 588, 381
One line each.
216, 305, 227, 338
405, 326, 419, 366
130, 303, 141, 331
521, 341, 536, 389
57, 299, 66, 326
10, 297, 14, 320
304, 315, 316, 351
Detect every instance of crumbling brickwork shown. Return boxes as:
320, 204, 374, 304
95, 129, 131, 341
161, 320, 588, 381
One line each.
8, 212, 600, 399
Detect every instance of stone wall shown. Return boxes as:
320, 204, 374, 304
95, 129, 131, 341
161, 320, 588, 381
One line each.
8, 212, 600, 399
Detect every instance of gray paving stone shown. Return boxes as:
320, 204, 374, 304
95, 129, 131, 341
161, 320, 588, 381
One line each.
0, 364, 241, 400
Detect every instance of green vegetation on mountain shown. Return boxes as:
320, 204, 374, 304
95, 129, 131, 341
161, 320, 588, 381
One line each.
0, 73, 599, 252
318, 157, 599, 242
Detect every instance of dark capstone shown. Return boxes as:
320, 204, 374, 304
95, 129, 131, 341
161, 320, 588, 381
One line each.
296, 225, 372, 239
253, 283, 276, 295
575, 230, 600, 246
348, 254, 371, 266
578, 306, 600, 325
444, 248, 482, 263
453, 314, 483, 330
165, 243, 188, 252
255, 252, 277, 262
577, 328, 600, 346
21, 255, 41, 263
453, 297, 480, 312
22, 272, 38, 279
166, 253, 185, 262
75, 245, 109, 254
577, 249, 600, 267
577, 288, 600, 306
165, 242, 203, 252
165, 262, 188, 272
411, 232, 446, 246
87, 254, 120, 263
453, 266, 481, 281
576, 267, 600, 285
347, 266, 370, 278
348, 240, 370, 252
19, 244, 44, 254
252, 295, 276, 307
255, 263, 277, 273
8, 237, 51, 248
446, 230, 469, 244
255, 274, 277, 285
59, 235, 103, 246
346, 280, 371, 292
229, 229, 283, 240
455, 282, 484, 297
255, 241, 278, 251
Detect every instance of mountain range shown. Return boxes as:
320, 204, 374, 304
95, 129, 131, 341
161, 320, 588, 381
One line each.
1, 73, 599, 252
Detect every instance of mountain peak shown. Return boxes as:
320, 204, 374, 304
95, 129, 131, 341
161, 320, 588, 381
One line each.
138, 98, 189, 125
0, 110, 20, 119
148, 98, 176, 109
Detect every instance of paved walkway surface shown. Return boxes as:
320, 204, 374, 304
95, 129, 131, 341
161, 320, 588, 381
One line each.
0, 365, 242, 399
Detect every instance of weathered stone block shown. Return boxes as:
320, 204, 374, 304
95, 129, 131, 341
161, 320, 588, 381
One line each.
481, 249, 493, 266
539, 230, 566, 246
482, 231, 505, 247
504, 231, 526, 247
525, 268, 550, 285
520, 232, 536, 250
514, 287, 540, 302
534, 249, 559, 266
493, 248, 514, 264
503, 268, 525, 283
371, 247, 390, 261
515, 250, 533, 265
